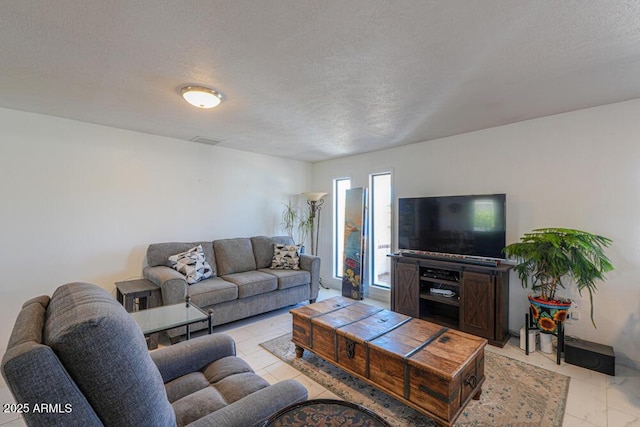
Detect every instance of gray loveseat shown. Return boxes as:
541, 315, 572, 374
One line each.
144, 236, 320, 341
1, 282, 307, 427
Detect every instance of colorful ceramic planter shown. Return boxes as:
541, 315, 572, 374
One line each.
528, 295, 571, 334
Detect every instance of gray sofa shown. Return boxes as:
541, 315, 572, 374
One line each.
1, 282, 308, 427
144, 236, 320, 341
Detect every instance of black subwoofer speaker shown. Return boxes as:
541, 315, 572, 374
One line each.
564, 337, 615, 376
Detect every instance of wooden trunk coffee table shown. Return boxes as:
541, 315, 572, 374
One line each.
290, 296, 486, 427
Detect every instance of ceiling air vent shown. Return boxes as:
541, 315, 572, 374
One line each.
189, 136, 224, 146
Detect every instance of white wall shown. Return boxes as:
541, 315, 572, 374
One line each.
0, 107, 311, 354
312, 98, 640, 370
3, 100, 638, 369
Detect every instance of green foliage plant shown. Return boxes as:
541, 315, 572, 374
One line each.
503, 227, 613, 327
281, 200, 312, 245
281, 200, 298, 242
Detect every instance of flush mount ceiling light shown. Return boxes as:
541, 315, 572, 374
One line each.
181, 86, 223, 109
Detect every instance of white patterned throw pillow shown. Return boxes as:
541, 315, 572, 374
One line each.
270, 244, 301, 270
168, 245, 214, 284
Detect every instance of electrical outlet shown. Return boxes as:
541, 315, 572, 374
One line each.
571, 309, 581, 320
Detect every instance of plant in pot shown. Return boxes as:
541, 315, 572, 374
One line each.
281, 200, 312, 252
503, 228, 613, 335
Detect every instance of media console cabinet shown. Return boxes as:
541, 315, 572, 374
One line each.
390, 254, 511, 347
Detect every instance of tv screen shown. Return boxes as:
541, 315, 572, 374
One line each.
398, 194, 506, 259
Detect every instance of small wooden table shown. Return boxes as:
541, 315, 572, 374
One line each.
290, 296, 486, 427
116, 278, 162, 349
115, 278, 161, 312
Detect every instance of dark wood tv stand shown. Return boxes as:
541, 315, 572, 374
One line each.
389, 254, 511, 347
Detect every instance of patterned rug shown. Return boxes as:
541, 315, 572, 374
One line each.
260, 333, 570, 427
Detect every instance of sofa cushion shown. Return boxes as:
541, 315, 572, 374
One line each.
187, 277, 238, 307
260, 268, 311, 290
147, 241, 216, 271
270, 243, 301, 270
215, 371, 270, 403
251, 236, 275, 269
221, 271, 277, 298
173, 386, 228, 427
214, 238, 257, 276
168, 244, 214, 284
251, 236, 294, 269
169, 356, 268, 427
43, 282, 175, 427
203, 355, 254, 383
164, 372, 209, 403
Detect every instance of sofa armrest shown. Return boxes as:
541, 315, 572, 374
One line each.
143, 265, 187, 305
150, 334, 236, 383
186, 379, 308, 427
299, 254, 320, 301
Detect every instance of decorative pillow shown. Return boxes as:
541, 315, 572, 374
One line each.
168, 245, 214, 284
270, 244, 301, 270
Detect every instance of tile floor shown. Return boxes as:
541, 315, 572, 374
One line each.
1, 287, 639, 426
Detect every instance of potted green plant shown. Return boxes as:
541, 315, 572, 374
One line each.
503, 227, 613, 333
281, 200, 312, 252
281, 200, 298, 242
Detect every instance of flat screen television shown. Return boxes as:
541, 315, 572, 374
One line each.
398, 193, 506, 259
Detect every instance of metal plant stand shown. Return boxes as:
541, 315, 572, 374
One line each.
525, 309, 564, 365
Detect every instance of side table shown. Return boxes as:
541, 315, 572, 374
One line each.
115, 278, 161, 312
115, 278, 162, 349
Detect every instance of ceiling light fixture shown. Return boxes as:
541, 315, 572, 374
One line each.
181, 86, 223, 109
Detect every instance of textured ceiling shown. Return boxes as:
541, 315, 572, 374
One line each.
1, 1, 640, 162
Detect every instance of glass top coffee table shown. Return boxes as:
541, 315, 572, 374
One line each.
130, 297, 213, 341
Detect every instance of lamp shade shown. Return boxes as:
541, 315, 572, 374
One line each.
302, 192, 327, 202
181, 86, 223, 108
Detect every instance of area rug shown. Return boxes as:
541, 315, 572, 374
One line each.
260, 333, 570, 427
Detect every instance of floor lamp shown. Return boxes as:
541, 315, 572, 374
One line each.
302, 192, 327, 256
